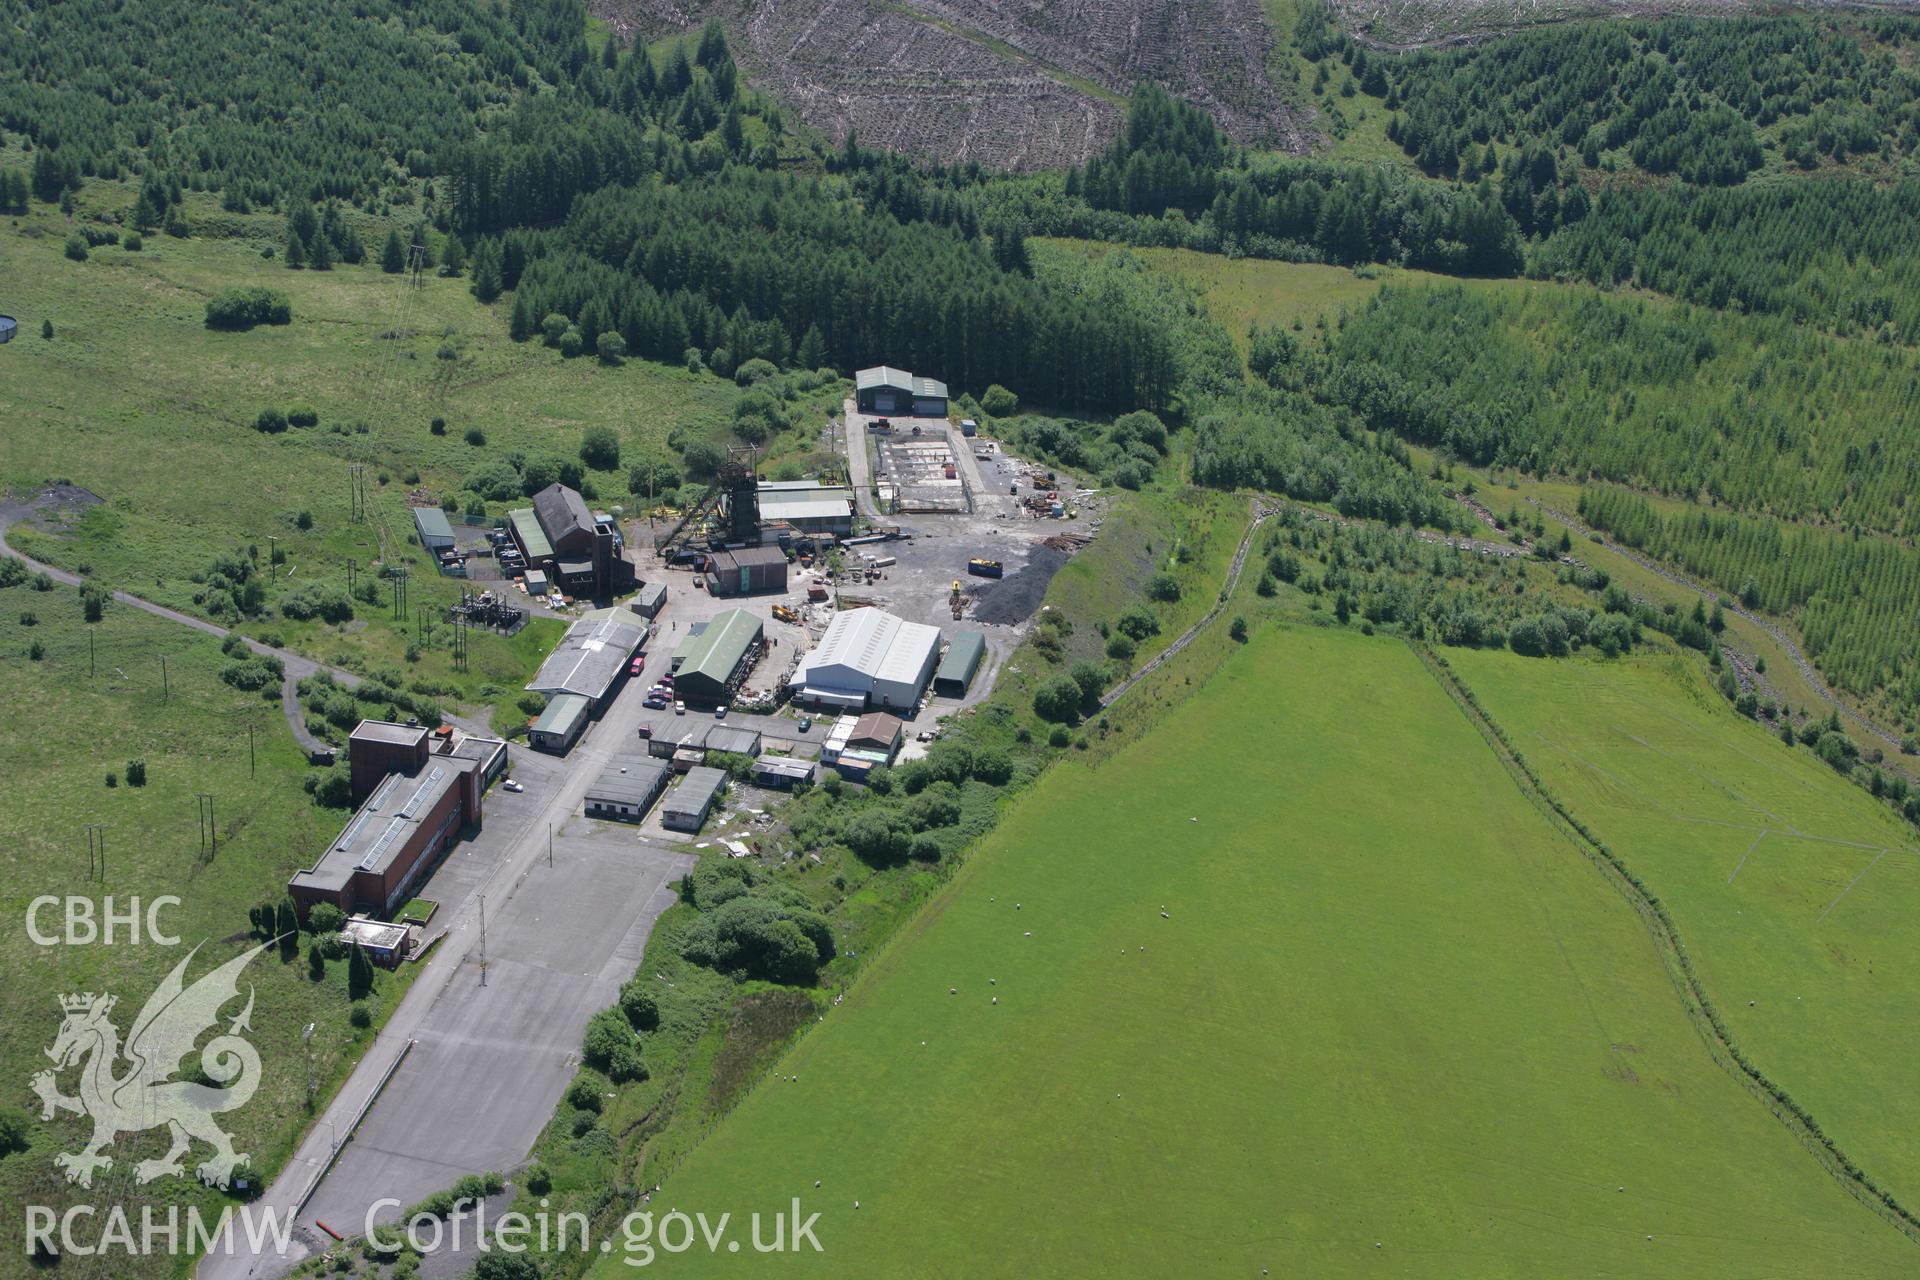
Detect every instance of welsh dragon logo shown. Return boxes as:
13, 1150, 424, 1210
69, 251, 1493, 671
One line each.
32, 941, 269, 1190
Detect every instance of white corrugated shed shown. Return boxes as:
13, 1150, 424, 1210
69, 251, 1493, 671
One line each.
791, 607, 940, 711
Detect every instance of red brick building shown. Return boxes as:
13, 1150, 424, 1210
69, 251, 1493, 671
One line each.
288, 721, 506, 919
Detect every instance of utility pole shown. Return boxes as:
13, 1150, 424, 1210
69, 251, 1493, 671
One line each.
267, 534, 279, 569
88, 627, 95, 678
160, 654, 168, 704
303, 1023, 316, 1110
248, 723, 256, 778
347, 557, 357, 594
548, 822, 554, 868
478, 892, 487, 987
196, 793, 216, 859
85, 824, 106, 881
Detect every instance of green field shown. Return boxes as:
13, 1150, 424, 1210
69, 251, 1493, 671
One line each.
594, 627, 1911, 1277
0, 181, 740, 708
1448, 647, 1920, 1209
0, 582, 416, 1266
1042, 241, 1409, 361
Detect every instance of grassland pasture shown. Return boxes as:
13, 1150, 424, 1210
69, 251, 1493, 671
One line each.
593, 627, 1913, 1277
1449, 647, 1920, 1210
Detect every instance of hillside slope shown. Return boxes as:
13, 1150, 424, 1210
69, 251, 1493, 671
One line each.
1329, 0, 1908, 49
599, 0, 1311, 168
593, 626, 1917, 1277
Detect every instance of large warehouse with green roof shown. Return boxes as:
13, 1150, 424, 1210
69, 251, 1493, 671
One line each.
671, 608, 764, 706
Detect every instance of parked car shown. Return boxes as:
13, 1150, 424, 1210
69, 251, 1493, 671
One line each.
674, 700, 687, 715
637, 725, 653, 740
714, 704, 728, 719
916, 729, 937, 742
798, 716, 813, 733
502, 779, 525, 793
643, 694, 668, 709
630, 655, 645, 677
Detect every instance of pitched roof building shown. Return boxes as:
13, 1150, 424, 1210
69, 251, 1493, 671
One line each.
506, 482, 633, 599
526, 608, 648, 708
791, 606, 941, 711
671, 608, 763, 705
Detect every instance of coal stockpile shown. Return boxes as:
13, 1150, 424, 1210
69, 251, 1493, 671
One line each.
970, 544, 1069, 625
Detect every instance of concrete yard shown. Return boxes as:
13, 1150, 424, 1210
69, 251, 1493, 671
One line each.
297, 819, 689, 1237
207, 647, 693, 1279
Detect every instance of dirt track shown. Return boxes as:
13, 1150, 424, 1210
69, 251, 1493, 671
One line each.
1532, 498, 1909, 758
1101, 498, 1276, 708
0, 487, 367, 757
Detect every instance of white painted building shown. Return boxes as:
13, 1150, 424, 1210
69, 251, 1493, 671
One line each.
790, 607, 941, 711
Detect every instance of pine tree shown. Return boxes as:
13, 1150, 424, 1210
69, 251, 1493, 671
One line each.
795, 323, 827, 371
381, 228, 406, 274
440, 234, 466, 278
30, 148, 64, 202
132, 177, 165, 230
347, 941, 374, 999
509, 293, 532, 342
470, 240, 502, 302
695, 20, 728, 69
308, 227, 334, 270
284, 227, 307, 268
664, 43, 693, 95
276, 900, 299, 957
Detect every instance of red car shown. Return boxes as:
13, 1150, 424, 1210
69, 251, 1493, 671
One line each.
630, 655, 645, 677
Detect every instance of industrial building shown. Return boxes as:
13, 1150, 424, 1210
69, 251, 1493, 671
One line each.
934, 631, 987, 697
754, 756, 816, 788
646, 723, 763, 764
671, 608, 763, 706
757, 481, 855, 537
661, 766, 728, 832
628, 580, 669, 619
526, 608, 649, 710
291, 729, 491, 921
342, 917, 411, 967
819, 713, 896, 780
412, 506, 455, 556
849, 711, 905, 760
584, 755, 673, 822
790, 607, 941, 711
506, 482, 635, 600
345, 720, 507, 806
528, 692, 591, 754
704, 545, 789, 597
856, 366, 948, 417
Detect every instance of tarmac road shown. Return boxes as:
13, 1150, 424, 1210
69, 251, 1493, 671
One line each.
838, 399, 884, 520
199, 681, 693, 1278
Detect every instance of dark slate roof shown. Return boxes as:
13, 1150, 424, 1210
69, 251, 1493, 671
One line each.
532, 483, 595, 551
